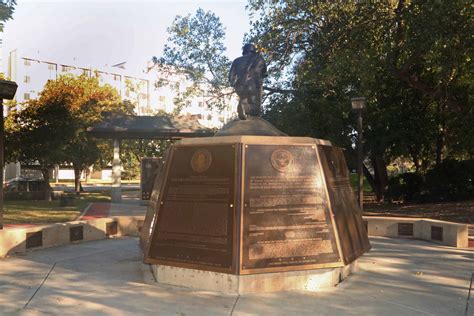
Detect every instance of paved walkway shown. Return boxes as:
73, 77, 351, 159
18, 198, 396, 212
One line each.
80, 201, 147, 220
0, 237, 472, 316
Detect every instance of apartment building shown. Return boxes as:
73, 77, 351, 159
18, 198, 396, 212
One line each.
7, 50, 237, 128
4, 50, 238, 180
8, 49, 150, 115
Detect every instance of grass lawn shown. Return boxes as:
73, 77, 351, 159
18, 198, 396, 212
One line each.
3, 191, 111, 225
349, 173, 372, 192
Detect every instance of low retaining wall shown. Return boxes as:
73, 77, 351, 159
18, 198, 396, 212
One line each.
363, 216, 468, 248
0, 215, 468, 257
0, 216, 145, 257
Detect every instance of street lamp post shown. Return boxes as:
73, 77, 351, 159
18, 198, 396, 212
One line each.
351, 97, 366, 212
0, 80, 18, 230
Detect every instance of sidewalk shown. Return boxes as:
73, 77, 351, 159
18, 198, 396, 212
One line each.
80, 202, 147, 220
0, 237, 472, 315
79, 189, 147, 221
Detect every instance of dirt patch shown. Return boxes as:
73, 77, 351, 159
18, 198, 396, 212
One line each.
364, 200, 474, 224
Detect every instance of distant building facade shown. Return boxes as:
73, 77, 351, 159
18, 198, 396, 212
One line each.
7, 50, 237, 128
4, 50, 238, 180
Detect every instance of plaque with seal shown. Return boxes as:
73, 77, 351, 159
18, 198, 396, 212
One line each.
242, 144, 341, 272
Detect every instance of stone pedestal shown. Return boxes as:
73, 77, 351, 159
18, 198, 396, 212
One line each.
149, 260, 359, 294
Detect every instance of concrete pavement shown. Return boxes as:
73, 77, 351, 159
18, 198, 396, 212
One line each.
0, 237, 473, 316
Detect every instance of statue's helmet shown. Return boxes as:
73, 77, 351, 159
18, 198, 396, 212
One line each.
242, 43, 257, 54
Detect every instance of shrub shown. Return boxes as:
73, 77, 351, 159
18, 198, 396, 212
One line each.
425, 159, 474, 201
386, 172, 424, 202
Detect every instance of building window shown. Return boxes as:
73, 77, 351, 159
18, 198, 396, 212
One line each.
207, 114, 212, 120
198, 101, 204, 108
24, 59, 31, 66
113, 74, 120, 81
47, 63, 56, 71
81, 69, 90, 76
61, 65, 73, 72
159, 96, 166, 102
140, 93, 147, 100
24, 75, 31, 83
24, 93, 30, 100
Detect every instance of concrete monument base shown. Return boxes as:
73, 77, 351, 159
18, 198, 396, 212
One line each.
147, 260, 359, 294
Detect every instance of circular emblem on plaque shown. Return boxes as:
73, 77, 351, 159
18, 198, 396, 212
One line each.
191, 149, 212, 173
271, 149, 294, 173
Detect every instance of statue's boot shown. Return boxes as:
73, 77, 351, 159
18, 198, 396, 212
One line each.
238, 102, 247, 120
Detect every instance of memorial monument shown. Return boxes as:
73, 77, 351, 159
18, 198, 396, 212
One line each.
140, 44, 370, 294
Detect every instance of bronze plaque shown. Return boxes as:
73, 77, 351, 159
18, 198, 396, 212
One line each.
398, 223, 414, 236
140, 150, 170, 250
431, 226, 443, 241
242, 145, 340, 271
318, 145, 371, 264
26, 231, 43, 249
106, 221, 118, 236
146, 144, 237, 272
141, 157, 162, 200
70, 226, 84, 242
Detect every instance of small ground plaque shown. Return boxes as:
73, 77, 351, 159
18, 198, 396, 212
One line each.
398, 223, 414, 236
70, 226, 84, 242
431, 226, 443, 241
106, 221, 118, 236
26, 231, 43, 249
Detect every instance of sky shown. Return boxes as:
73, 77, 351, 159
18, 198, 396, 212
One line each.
2, 0, 251, 74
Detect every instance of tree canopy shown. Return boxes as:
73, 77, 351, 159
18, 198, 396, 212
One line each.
6, 74, 129, 193
245, 0, 473, 199
152, 8, 232, 110
0, 0, 16, 31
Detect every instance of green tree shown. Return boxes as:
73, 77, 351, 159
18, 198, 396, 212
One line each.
6, 74, 128, 194
248, 0, 473, 200
5, 99, 74, 199
120, 139, 172, 180
152, 8, 232, 110
0, 0, 16, 31
53, 75, 125, 192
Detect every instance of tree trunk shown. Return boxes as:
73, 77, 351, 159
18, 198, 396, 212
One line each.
73, 165, 82, 195
367, 154, 388, 202
363, 165, 376, 193
410, 150, 421, 173
41, 168, 52, 201
435, 129, 444, 165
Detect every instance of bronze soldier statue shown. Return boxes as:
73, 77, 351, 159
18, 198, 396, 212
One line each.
229, 44, 267, 120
